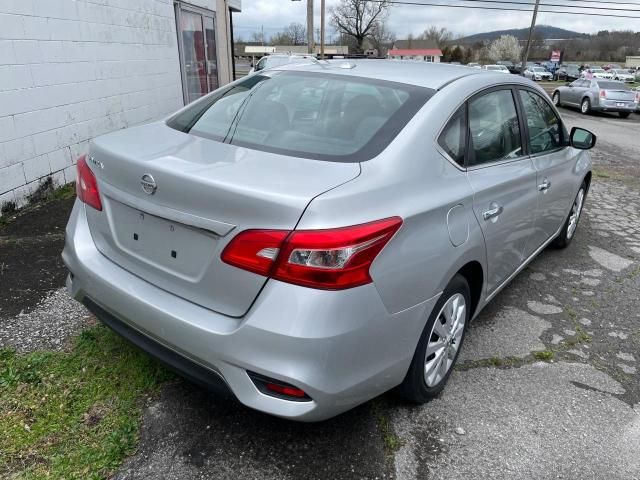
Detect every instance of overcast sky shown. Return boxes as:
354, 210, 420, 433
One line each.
232, 0, 640, 41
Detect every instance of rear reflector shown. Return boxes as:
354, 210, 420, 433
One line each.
76, 155, 102, 211
600, 89, 607, 98
221, 217, 402, 290
247, 371, 311, 402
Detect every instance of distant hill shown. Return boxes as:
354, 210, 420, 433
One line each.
459, 25, 583, 43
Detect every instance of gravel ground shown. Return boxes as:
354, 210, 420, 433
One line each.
1, 108, 639, 479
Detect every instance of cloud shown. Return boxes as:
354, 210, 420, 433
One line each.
232, 0, 640, 40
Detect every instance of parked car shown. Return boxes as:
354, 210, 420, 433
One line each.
483, 64, 510, 74
554, 64, 580, 82
466, 62, 481, 69
611, 69, 635, 83
582, 68, 613, 80
250, 54, 316, 74
524, 66, 552, 81
63, 61, 595, 421
602, 63, 621, 71
634, 87, 640, 112
552, 79, 638, 118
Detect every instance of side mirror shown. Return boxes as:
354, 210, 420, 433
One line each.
570, 127, 596, 150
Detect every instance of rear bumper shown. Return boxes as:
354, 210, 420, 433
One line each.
62, 201, 436, 421
591, 100, 637, 112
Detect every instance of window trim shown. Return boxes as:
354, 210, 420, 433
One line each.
515, 86, 570, 159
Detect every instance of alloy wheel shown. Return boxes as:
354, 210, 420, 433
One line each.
567, 188, 585, 240
553, 93, 560, 106
424, 293, 466, 387
581, 99, 590, 114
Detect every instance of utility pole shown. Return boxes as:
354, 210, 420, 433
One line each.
320, 0, 325, 59
520, 0, 540, 76
307, 0, 315, 54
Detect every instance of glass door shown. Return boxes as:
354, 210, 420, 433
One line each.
176, 4, 219, 104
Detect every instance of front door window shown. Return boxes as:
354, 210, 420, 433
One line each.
176, 5, 219, 104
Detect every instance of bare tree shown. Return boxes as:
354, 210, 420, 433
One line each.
285, 22, 307, 45
418, 26, 454, 48
330, 0, 391, 53
369, 20, 395, 55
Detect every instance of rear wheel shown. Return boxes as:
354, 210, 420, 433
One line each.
552, 182, 587, 248
619, 112, 630, 118
581, 98, 591, 115
397, 274, 470, 403
552, 92, 560, 106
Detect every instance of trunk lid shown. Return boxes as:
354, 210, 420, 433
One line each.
85, 122, 360, 317
602, 89, 636, 102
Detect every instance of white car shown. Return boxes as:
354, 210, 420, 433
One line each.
483, 64, 510, 74
467, 63, 482, 69
524, 66, 552, 81
611, 69, 635, 83
249, 54, 316, 74
583, 68, 613, 80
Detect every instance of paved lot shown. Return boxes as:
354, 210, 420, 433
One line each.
1, 107, 639, 479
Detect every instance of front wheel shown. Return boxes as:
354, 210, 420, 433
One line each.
581, 98, 591, 115
552, 182, 587, 249
552, 92, 560, 106
397, 274, 470, 403
619, 112, 630, 118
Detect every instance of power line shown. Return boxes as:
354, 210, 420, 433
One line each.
403, 0, 640, 12
362, 0, 640, 18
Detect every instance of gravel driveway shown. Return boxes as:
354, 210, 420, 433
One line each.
1, 109, 638, 480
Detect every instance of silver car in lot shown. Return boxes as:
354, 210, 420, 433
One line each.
552, 79, 638, 118
63, 62, 595, 421
524, 66, 552, 81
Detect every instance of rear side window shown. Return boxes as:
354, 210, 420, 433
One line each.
518, 90, 565, 154
167, 71, 433, 162
438, 106, 466, 166
468, 89, 523, 166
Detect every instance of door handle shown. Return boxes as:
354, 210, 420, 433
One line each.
482, 204, 503, 220
538, 179, 551, 191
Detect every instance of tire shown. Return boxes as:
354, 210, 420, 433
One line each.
552, 92, 560, 107
397, 274, 471, 403
581, 98, 591, 115
619, 112, 630, 118
552, 181, 587, 249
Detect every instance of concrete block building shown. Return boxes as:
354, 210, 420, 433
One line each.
0, 0, 240, 212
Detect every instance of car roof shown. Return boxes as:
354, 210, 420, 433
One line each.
272, 59, 494, 90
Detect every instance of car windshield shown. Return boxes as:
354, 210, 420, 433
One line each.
167, 71, 433, 162
533, 67, 546, 72
596, 81, 630, 90
613, 70, 627, 74
591, 68, 604, 73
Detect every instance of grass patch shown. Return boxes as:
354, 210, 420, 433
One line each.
372, 402, 403, 453
0, 326, 172, 479
564, 305, 578, 321
533, 350, 555, 361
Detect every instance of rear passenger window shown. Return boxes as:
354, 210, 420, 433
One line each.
518, 90, 565, 154
468, 89, 523, 166
438, 107, 466, 166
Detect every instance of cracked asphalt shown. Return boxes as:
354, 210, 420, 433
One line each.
1, 108, 638, 479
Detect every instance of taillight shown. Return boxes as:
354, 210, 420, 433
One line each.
221, 217, 402, 290
600, 89, 606, 98
76, 155, 102, 211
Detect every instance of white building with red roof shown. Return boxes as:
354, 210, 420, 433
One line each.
387, 39, 443, 63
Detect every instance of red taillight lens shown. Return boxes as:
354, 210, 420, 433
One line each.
600, 89, 606, 98
221, 217, 403, 290
76, 155, 102, 211
221, 229, 289, 276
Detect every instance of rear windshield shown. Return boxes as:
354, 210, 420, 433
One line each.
166, 71, 433, 162
596, 81, 630, 90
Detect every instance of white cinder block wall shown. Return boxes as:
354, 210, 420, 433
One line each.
0, 0, 233, 213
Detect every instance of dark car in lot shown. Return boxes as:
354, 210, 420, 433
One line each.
554, 65, 580, 82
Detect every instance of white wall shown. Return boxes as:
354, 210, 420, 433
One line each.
0, 0, 227, 211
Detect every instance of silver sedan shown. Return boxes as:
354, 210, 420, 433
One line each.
63, 61, 595, 421
552, 79, 638, 118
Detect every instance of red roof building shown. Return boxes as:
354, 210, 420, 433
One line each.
387, 40, 443, 62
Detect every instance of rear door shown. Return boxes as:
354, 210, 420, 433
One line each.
465, 87, 538, 293
517, 88, 576, 254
